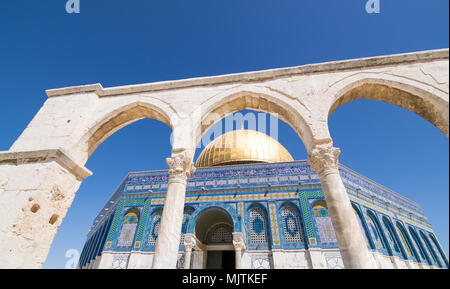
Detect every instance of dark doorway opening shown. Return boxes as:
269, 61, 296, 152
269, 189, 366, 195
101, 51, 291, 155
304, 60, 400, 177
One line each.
206, 250, 235, 269
222, 251, 235, 269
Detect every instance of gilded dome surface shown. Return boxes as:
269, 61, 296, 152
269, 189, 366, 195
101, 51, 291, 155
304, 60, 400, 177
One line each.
196, 129, 293, 167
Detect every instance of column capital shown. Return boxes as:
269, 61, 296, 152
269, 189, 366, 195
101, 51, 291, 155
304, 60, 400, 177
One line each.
308, 144, 340, 176
184, 234, 197, 251
232, 232, 246, 251
166, 150, 196, 184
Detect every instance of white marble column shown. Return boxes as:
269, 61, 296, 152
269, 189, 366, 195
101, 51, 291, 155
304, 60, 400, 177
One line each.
183, 235, 196, 269
152, 150, 196, 269
308, 144, 374, 269
233, 232, 245, 269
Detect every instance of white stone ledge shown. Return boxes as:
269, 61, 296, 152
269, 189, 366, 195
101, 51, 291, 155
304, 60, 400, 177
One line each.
0, 149, 92, 180
46, 48, 449, 97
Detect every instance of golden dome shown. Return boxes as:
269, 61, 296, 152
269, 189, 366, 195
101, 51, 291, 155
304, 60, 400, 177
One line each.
196, 129, 293, 168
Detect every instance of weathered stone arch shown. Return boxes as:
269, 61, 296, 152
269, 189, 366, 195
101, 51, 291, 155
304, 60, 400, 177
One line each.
327, 74, 449, 136
0, 49, 447, 269
193, 88, 319, 152
71, 98, 175, 164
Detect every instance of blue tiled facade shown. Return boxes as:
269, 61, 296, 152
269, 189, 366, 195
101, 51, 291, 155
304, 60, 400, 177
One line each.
78, 161, 449, 269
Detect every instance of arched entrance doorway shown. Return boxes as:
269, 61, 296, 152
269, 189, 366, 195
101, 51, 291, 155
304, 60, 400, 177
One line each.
195, 208, 236, 269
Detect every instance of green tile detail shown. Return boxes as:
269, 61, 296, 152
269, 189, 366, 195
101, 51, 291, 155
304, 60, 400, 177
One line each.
135, 199, 151, 242
106, 200, 125, 242
106, 198, 147, 243
298, 190, 324, 238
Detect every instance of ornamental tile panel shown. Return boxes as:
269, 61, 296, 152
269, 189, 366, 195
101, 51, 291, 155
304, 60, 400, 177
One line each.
86, 161, 442, 267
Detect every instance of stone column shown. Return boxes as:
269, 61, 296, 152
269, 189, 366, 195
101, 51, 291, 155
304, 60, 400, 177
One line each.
308, 144, 374, 269
233, 232, 246, 269
183, 235, 196, 269
152, 150, 195, 269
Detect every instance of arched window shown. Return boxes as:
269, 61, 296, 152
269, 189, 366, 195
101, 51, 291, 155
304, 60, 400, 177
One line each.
207, 223, 233, 244
280, 203, 304, 247
147, 209, 162, 246
365, 211, 387, 251
117, 208, 140, 248
180, 206, 195, 244
352, 205, 372, 249
248, 205, 270, 248
382, 217, 403, 257
428, 233, 449, 268
420, 231, 442, 268
311, 200, 337, 246
408, 226, 432, 265
396, 222, 419, 262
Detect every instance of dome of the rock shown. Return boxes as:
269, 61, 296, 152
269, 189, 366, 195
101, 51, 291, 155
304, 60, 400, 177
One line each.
195, 129, 294, 167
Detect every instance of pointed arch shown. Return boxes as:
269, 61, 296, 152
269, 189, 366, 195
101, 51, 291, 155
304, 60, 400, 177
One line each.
311, 200, 338, 247
396, 222, 420, 263
192, 206, 235, 244
180, 206, 196, 245
408, 226, 432, 265
182, 206, 195, 234
381, 216, 405, 258
352, 204, 374, 250
279, 202, 306, 248
247, 203, 271, 250
420, 230, 443, 267
116, 207, 141, 249
146, 207, 163, 247
428, 233, 449, 268
365, 210, 389, 254
188, 203, 239, 234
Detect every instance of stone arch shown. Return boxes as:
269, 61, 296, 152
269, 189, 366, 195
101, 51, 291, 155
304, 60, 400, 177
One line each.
74, 99, 175, 164
324, 72, 448, 268
189, 205, 236, 244
327, 74, 449, 136
187, 203, 239, 234
193, 88, 319, 152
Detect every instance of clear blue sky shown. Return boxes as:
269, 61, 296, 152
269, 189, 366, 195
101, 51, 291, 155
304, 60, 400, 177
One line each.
0, 1, 447, 268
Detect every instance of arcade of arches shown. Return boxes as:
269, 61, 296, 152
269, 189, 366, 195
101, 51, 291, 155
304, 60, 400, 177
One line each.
0, 49, 448, 269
